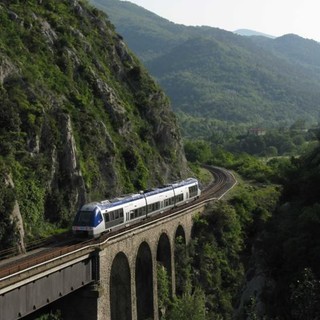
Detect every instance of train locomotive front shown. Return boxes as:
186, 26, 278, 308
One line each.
72, 203, 104, 237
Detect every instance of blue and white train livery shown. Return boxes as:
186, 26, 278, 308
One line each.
72, 178, 201, 237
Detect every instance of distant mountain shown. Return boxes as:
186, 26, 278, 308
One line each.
251, 34, 320, 72
234, 29, 276, 38
90, 0, 320, 132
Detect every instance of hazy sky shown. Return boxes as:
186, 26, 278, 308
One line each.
123, 0, 319, 41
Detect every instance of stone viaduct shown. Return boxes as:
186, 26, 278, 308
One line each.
0, 201, 206, 320
70, 202, 206, 320
1, 167, 236, 320
95, 202, 206, 320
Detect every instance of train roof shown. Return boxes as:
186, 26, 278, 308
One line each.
171, 177, 198, 187
79, 178, 199, 211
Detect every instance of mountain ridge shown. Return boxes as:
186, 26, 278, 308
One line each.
234, 28, 276, 38
90, 0, 320, 130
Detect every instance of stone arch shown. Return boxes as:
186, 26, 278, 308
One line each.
157, 233, 172, 277
110, 252, 132, 320
157, 232, 172, 318
175, 224, 186, 244
136, 241, 153, 320
191, 219, 198, 240
174, 224, 188, 296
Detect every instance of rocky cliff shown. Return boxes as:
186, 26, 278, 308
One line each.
0, 0, 188, 249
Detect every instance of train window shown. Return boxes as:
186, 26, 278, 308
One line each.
164, 198, 174, 207
140, 207, 146, 216
108, 208, 124, 221
131, 206, 146, 219
168, 197, 174, 206
104, 213, 110, 222
77, 211, 92, 224
148, 202, 160, 212
189, 185, 198, 197
175, 194, 184, 203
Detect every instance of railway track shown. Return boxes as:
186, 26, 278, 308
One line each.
0, 166, 236, 281
202, 165, 237, 200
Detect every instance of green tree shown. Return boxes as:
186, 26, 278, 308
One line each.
35, 310, 62, 320
167, 287, 206, 320
290, 268, 320, 319
191, 203, 245, 318
264, 145, 278, 157
184, 140, 212, 163
175, 236, 192, 296
157, 263, 171, 319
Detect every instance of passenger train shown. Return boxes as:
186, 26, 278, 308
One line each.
72, 178, 201, 237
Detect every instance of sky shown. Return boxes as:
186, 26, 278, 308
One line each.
123, 0, 319, 42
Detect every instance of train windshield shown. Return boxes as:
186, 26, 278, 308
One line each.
74, 210, 95, 226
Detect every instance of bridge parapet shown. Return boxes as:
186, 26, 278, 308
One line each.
0, 249, 97, 320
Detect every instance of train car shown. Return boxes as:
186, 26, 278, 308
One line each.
72, 178, 201, 237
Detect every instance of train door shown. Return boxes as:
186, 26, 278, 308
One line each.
104, 211, 110, 229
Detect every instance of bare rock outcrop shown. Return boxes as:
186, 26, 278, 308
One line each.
0, 56, 18, 85
4, 174, 26, 254
59, 114, 87, 210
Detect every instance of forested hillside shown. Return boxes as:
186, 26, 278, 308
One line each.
90, 0, 320, 132
173, 136, 320, 319
0, 0, 188, 251
260, 144, 320, 318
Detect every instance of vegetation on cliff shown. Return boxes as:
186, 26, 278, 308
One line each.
0, 0, 188, 248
